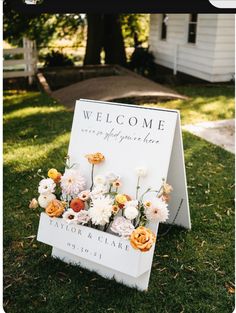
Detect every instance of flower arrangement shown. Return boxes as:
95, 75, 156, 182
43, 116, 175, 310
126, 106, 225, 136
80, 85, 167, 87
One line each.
30, 153, 173, 252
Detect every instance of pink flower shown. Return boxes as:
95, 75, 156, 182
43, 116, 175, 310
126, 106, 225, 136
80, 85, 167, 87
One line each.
60, 169, 86, 197
77, 210, 91, 225
110, 216, 135, 239
145, 198, 169, 222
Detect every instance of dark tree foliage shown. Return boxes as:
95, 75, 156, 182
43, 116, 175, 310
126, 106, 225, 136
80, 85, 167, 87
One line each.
129, 47, 155, 76
3, 6, 148, 66
3, 1, 84, 46
43, 51, 74, 67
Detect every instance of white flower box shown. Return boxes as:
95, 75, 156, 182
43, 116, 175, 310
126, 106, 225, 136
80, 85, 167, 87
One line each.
37, 213, 156, 278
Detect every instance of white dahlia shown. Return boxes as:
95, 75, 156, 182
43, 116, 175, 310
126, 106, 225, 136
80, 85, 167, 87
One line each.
38, 178, 56, 194
90, 184, 108, 199
38, 193, 56, 208
88, 196, 113, 226
145, 198, 169, 222
60, 169, 86, 197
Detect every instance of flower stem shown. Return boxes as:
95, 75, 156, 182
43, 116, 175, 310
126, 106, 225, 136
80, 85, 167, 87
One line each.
104, 216, 114, 232
90, 164, 95, 191
136, 176, 141, 199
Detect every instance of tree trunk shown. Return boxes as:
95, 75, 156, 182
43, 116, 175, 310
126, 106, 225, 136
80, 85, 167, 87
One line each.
84, 14, 104, 65
103, 14, 126, 65
84, 14, 126, 66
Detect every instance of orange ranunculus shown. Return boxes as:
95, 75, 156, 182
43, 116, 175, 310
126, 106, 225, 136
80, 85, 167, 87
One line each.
45, 199, 65, 217
54, 172, 62, 184
70, 198, 85, 212
130, 226, 156, 252
85, 152, 105, 165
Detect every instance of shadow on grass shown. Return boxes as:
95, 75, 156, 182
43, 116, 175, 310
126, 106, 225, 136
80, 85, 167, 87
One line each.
3, 109, 73, 144
3, 91, 60, 114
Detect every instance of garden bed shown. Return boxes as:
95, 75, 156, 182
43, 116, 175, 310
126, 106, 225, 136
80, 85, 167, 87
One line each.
41, 64, 122, 91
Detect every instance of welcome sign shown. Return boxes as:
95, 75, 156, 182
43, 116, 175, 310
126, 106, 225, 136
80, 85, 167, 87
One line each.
67, 100, 178, 201
37, 99, 191, 291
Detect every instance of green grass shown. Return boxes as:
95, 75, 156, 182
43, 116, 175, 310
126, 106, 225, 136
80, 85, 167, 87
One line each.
3, 88, 235, 313
136, 84, 235, 125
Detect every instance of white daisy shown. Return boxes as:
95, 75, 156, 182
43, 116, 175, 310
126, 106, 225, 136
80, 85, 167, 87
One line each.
88, 196, 113, 226
78, 190, 90, 201
145, 198, 169, 222
38, 193, 56, 208
38, 178, 56, 194
62, 209, 78, 224
60, 169, 86, 197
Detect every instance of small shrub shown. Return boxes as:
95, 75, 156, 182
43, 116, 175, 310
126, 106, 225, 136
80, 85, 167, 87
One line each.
129, 47, 155, 76
43, 51, 74, 67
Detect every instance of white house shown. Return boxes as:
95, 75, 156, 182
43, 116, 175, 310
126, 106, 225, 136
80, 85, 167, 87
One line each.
149, 14, 235, 82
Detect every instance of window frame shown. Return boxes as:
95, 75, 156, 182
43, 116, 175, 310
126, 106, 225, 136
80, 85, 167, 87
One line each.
160, 14, 168, 41
187, 14, 198, 44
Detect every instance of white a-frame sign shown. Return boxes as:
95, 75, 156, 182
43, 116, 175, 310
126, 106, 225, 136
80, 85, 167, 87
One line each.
37, 99, 191, 291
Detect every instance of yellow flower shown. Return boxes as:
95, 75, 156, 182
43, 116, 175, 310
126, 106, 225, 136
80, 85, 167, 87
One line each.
48, 168, 59, 180
144, 201, 152, 208
115, 194, 128, 205
45, 199, 65, 218
130, 226, 156, 252
85, 152, 105, 165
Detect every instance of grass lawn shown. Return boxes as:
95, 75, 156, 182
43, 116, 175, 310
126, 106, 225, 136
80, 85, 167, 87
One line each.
131, 84, 235, 125
3, 87, 235, 313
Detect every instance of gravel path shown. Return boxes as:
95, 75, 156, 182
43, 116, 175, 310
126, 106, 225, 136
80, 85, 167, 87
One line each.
52, 70, 185, 109
183, 119, 235, 153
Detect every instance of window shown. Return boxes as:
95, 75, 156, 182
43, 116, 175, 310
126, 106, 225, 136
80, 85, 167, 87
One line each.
188, 14, 198, 44
161, 14, 168, 40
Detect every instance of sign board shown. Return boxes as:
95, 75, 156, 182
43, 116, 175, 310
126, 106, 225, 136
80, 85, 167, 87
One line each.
38, 99, 191, 291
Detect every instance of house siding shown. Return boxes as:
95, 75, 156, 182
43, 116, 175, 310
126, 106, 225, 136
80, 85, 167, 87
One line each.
211, 14, 235, 80
149, 14, 235, 82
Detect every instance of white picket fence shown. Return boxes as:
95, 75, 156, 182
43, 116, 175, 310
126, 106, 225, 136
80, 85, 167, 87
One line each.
3, 38, 37, 84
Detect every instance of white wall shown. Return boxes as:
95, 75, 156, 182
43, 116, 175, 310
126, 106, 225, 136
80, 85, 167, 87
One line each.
211, 14, 235, 82
149, 14, 235, 82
